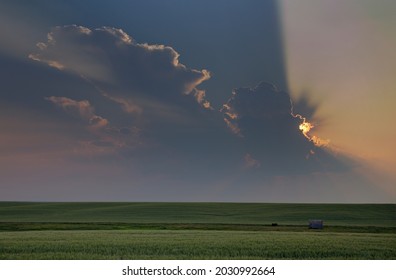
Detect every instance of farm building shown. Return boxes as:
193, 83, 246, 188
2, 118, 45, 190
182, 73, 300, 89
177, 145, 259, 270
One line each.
309, 220, 323, 229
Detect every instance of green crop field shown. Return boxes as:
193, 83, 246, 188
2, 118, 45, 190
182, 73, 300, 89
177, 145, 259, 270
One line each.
0, 202, 395, 259
1, 230, 395, 260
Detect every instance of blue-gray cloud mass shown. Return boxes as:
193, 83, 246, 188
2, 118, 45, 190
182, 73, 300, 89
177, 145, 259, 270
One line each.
0, 1, 389, 202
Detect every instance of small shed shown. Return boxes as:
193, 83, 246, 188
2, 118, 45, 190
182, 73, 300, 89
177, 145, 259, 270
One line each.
309, 220, 323, 229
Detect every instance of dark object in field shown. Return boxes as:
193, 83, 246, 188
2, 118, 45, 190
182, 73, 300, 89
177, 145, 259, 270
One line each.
309, 220, 323, 229
271, 223, 278, 226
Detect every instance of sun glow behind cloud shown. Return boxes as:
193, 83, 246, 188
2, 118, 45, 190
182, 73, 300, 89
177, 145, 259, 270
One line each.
291, 111, 330, 147
281, 0, 396, 197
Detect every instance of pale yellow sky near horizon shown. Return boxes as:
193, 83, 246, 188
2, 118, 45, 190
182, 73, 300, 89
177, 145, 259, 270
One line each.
281, 0, 396, 197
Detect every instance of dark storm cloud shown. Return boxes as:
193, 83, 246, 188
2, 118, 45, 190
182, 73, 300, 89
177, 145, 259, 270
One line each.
23, 25, 347, 178
27, 25, 220, 155
29, 25, 211, 109
221, 82, 346, 174
222, 82, 292, 137
26, 23, 346, 176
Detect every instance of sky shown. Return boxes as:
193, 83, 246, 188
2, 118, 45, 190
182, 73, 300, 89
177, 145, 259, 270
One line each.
0, 0, 395, 202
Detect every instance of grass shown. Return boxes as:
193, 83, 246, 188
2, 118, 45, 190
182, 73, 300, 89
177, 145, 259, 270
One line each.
0, 202, 395, 226
0, 222, 395, 234
1, 230, 395, 260
0, 202, 395, 259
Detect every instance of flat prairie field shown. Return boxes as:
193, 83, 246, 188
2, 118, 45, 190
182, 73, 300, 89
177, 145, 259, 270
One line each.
0, 202, 395, 259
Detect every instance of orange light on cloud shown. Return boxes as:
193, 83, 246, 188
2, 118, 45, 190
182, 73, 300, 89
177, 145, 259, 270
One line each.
292, 112, 330, 147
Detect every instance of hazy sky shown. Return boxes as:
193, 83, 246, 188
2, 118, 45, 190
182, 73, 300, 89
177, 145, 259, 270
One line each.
0, 0, 394, 202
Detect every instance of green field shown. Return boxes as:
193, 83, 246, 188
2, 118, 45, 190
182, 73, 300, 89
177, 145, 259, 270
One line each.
0, 202, 395, 259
